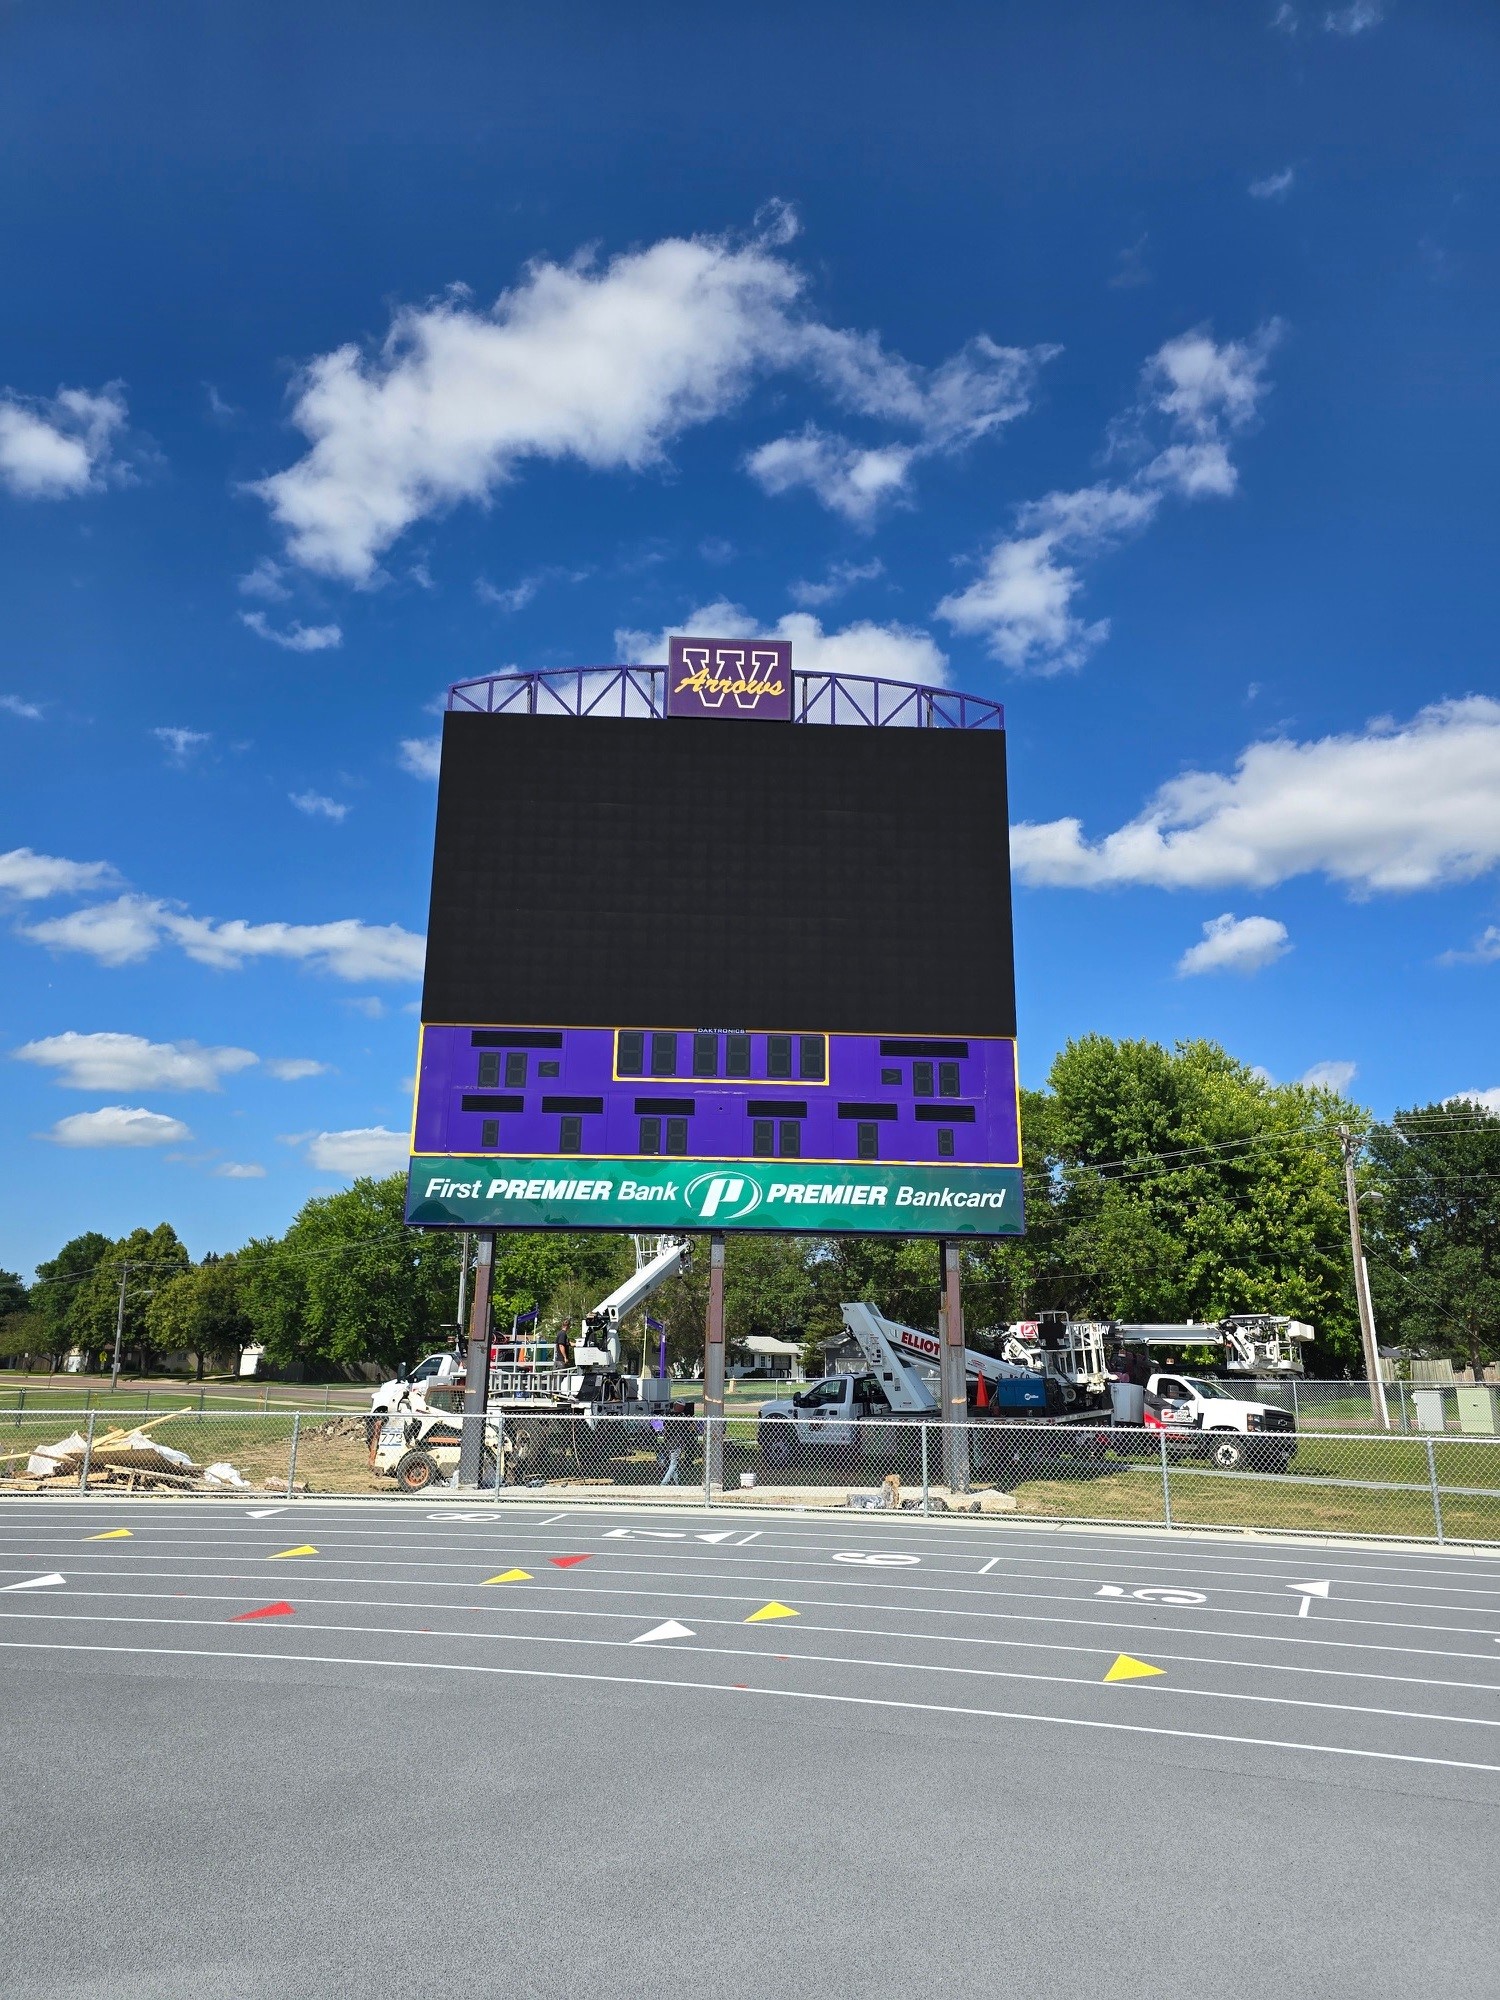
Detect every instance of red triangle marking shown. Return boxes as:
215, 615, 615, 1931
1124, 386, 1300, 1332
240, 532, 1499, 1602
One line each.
231, 1601, 295, 1622
549, 1554, 592, 1568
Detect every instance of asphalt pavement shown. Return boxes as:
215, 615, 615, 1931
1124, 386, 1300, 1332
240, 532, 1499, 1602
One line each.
2, 1498, 1497, 1998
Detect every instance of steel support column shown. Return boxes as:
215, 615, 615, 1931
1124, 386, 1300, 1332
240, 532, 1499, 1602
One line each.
457, 1233, 495, 1486
703, 1232, 726, 1490
939, 1239, 970, 1493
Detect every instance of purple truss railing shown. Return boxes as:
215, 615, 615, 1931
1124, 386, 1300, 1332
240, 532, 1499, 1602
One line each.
446, 667, 1003, 729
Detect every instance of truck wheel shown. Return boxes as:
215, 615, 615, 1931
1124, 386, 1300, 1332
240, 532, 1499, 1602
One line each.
1209, 1437, 1245, 1471
395, 1450, 441, 1493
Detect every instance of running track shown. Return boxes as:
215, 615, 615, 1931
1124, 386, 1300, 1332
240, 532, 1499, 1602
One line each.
3, 1500, 1496, 1998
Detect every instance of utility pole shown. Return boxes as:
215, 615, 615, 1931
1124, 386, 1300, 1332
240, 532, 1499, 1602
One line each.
1339, 1127, 1390, 1430
110, 1263, 130, 1391
455, 1230, 471, 1348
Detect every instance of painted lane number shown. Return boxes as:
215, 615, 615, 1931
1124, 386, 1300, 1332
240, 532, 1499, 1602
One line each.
833, 1552, 921, 1567
1096, 1584, 1206, 1606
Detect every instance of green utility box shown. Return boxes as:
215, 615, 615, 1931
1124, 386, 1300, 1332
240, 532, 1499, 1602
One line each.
1456, 1386, 1498, 1435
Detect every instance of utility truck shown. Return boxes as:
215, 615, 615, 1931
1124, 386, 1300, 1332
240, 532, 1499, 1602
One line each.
370, 1236, 696, 1487
756, 1303, 1107, 1479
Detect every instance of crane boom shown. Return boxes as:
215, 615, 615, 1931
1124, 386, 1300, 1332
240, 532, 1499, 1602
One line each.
578, 1237, 691, 1365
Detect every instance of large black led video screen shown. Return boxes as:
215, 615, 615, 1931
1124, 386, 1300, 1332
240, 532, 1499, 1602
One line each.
420, 709, 1015, 1037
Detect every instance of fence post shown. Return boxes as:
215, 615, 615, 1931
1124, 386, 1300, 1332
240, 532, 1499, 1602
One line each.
1159, 1429, 1173, 1529
1290, 1378, 1299, 1424
261, 1384, 270, 1414
702, 1418, 712, 1511
15, 1387, 23, 1423
1424, 1435, 1444, 1543
1398, 1382, 1409, 1434
78, 1411, 97, 1494
286, 1413, 300, 1500
921, 1424, 930, 1517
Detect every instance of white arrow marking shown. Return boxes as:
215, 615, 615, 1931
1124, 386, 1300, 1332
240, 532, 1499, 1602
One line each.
695, 1531, 739, 1544
604, 1529, 687, 1541
1288, 1579, 1331, 1598
631, 1619, 695, 1645
3, 1574, 65, 1591
246, 1509, 286, 1519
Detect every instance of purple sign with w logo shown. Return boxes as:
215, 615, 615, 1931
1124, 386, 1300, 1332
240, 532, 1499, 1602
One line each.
666, 635, 793, 721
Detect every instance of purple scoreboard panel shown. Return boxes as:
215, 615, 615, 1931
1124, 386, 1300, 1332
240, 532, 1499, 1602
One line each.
406, 646, 1024, 1237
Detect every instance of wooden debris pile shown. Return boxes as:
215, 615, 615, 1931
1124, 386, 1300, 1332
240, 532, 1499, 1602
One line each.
0, 1410, 252, 1493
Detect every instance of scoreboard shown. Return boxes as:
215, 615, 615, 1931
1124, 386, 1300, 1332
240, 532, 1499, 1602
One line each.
405, 645, 1023, 1237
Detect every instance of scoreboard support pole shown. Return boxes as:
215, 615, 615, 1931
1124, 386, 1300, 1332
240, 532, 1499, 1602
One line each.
457, 1232, 495, 1487
703, 1232, 727, 1491
939, 1239, 971, 1493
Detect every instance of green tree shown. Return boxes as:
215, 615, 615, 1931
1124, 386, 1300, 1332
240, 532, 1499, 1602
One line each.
1367, 1100, 1500, 1374
1023, 1037, 1362, 1368
146, 1255, 254, 1379
30, 1232, 112, 1369
241, 1176, 461, 1376
69, 1225, 192, 1374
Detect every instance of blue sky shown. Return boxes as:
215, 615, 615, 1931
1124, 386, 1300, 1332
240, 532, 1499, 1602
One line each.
2, 0, 1497, 1279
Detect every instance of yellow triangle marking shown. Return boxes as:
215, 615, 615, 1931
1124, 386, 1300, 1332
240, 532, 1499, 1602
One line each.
1104, 1653, 1165, 1683
746, 1601, 799, 1623
268, 1545, 318, 1560
87, 1529, 132, 1540
483, 1569, 532, 1584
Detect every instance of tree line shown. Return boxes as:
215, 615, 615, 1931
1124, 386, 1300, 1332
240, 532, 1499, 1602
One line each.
3, 1036, 1497, 1380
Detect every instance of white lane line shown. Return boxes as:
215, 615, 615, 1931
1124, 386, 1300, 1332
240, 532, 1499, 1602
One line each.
7, 1532, 1496, 1616
9, 1606, 1500, 1734
7, 1595, 1499, 1700
4, 1636, 1498, 1777
7, 1519, 1498, 1598
11, 1563, 1500, 1661
11, 1552, 1495, 1637
535, 1514, 567, 1527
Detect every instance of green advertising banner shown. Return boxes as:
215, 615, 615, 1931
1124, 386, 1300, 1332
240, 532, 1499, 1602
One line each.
406, 1156, 1024, 1236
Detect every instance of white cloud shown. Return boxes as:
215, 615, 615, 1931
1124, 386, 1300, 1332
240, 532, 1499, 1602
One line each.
1272, 4, 1299, 33
214, 1161, 267, 1179
240, 611, 343, 652
1, 695, 43, 720
1012, 698, 1500, 894
252, 217, 1053, 579
45, 1105, 193, 1149
237, 557, 291, 602
1449, 1088, 1500, 1117
1439, 926, 1500, 967
398, 736, 441, 780
23, 892, 425, 981
1250, 168, 1297, 201
788, 558, 884, 608
303, 1126, 410, 1176
1325, 2, 1384, 33
290, 790, 349, 822
745, 429, 915, 525
616, 600, 948, 688
265, 1058, 330, 1081
1301, 1060, 1358, 1092
0, 847, 119, 902
153, 726, 210, 765
14, 1031, 257, 1093
345, 996, 386, 1019
1176, 913, 1291, 977
747, 332, 1052, 522
0, 385, 127, 498
939, 325, 1279, 670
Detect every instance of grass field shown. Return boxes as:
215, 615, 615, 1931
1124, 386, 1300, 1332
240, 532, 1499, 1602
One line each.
4, 1393, 1498, 1541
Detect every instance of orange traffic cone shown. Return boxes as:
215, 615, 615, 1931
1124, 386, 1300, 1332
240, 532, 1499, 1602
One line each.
975, 1373, 990, 1410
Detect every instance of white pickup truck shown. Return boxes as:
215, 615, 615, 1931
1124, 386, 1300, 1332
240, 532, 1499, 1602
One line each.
1140, 1371, 1297, 1471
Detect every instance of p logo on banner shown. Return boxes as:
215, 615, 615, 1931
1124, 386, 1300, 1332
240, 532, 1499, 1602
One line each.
666, 635, 793, 720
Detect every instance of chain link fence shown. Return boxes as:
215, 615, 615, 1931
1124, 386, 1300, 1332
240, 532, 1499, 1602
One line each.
5, 1403, 1500, 1543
